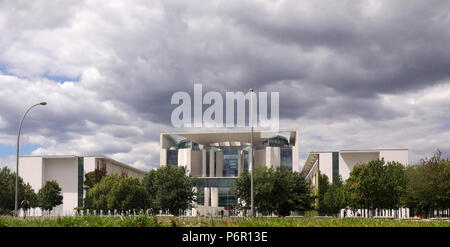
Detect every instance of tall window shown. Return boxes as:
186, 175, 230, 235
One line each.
167, 149, 178, 166
280, 148, 292, 171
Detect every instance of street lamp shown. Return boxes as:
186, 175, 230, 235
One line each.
249, 89, 255, 217
15, 102, 47, 216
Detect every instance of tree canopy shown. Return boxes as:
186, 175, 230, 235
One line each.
345, 159, 406, 214
84, 174, 149, 212
231, 167, 313, 216
402, 150, 450, 217
143, 165, 197, 216
0, 167, 37, 215
37, 180, 63, 212
84, 167, 107, 191
107, 177, 149, 211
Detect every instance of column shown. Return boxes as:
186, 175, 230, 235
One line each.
215, 151, 223, 177
204, 187, 210, 207
237, 150, 243, 176
209, 150, 215, 177
202, 149, 207, 177
211, 187, 219, 207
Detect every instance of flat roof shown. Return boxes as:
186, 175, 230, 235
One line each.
162, 129, 298, 146
302, 149, 408, 174
20, 155, 146, 174
310, 149, 408, 154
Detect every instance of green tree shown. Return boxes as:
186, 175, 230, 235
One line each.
231, 167, 313, 216
84, 167, 107, 191
321, 175, 346, 215
37, 180, 63, 212
107, 177, 149, 211
231, 168, 251, 214
143, 165, 197, 216
403, 150, 450, 217
381, 161, 406, 209
0, 167, 38, 215
317, 173, 330, 213
84, 174, 121, 210
345, 159, 406, 216
287, 170, 315, 214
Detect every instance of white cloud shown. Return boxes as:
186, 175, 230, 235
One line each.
0, 0, 449, 172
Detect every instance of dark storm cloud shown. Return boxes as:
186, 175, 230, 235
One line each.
218, 0, 450, 99
1, 0, 450, 169
87, 0, 450, 122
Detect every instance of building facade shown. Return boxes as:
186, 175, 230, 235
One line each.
19, 155, 146, 215
302, 149, 409, 188
160, 130, 299, 214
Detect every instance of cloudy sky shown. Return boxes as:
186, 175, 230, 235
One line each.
0, 0, 449, 172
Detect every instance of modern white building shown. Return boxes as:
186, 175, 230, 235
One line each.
19, 155, 146, 215
160, 130, 299, 214
302, 149, 409, 187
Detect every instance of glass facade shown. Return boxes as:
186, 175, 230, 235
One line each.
77, 157, 84, 207
206, 151, 210, 176
222, 146, 240, 177
260, 136, 289, 148
218, 187, 236, 207
196, 187, 204, 206
280, 147, 292, 171
177, 140, 199, 150
332, 152, 339, 183
195, 178, 237, 208
164, 132, 297, 210
167, 149, 178, 166
211, 146, 249, 177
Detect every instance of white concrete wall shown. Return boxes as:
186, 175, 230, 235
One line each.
43, 157, 78, 214
380, 150, 408, 165
318, 153, 333, 182
209, 150, 215, 177
202, 149, 207, 177
215, 151, 223, 177
254, 149, 266, 168
211, 187, 218, 207
190, 150, 202, 177
178, 149, 191, 174
19, 157, 44, 191
266, 146, 280, 168
339, 152, 379, 181
160, 148, 167, 167
83, 157, 96, 173
99, 158, 145, 180
204, 187, 210, 207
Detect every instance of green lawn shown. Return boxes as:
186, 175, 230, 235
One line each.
0, 216, 449, 227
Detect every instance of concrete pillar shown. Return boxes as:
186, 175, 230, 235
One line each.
215, 151, 223, 177
211, 187, 219, 207
266, 146, 280, 168
209, 150, 215, 177
160, 148, 167, 167
204, 187, 210, 207
202, 149, 207, 177
237, 150, 243, 176
178, 149, 192, 172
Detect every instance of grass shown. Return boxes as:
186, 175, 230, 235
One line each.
0, 216, 449, 227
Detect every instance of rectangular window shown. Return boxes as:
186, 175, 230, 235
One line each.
206, 151, 210, 177
280, 148, 292, 171
332, 152, 339, 183
77, 157, 84, 208
167, 149, 178, 166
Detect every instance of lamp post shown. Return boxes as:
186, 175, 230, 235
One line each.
249, 88, 255, 217
15, 102, 47, 216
